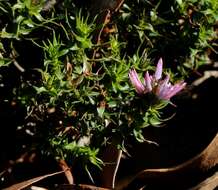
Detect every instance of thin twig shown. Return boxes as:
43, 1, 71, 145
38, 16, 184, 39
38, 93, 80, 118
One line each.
12, 59, 25, 72
112, 149, 123, 189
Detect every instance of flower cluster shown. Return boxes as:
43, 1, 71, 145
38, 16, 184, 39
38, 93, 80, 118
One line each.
129, 58, 186, 101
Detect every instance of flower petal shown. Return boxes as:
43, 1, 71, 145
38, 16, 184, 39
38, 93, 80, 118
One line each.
129, 69, 145, 94
154, 58, 163, 80
163, 81, 186, 100
145, 71, 152, 92
155, 75, 170, 99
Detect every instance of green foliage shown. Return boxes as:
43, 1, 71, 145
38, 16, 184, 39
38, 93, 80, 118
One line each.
120, 0, 217, 75
0, 0, 217, 181
0, 0, 48, 39
74, 11, 94, 49
50, 136, 103, 169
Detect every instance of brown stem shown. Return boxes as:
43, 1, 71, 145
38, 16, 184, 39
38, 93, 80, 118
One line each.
58, 159, 74, 184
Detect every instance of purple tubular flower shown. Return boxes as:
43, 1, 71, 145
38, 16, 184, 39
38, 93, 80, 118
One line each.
155, 75, 170, 99
129, 69, 145, 94
129, 58, 186, 101
160, 81, 186, 100
145, 71, 152, 92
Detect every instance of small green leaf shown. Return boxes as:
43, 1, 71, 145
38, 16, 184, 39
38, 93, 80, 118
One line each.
34, 86, 47, 94
97, 107, 105, 118
133, 129, 145, 143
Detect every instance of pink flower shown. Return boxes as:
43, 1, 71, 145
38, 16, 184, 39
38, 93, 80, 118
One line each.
129, 58, 186, 101
129, 69, 147, 94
